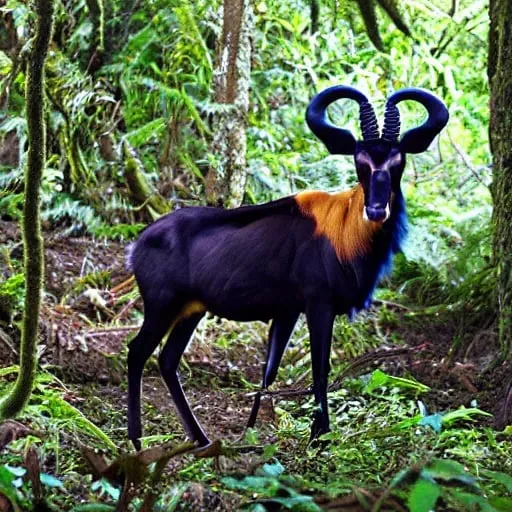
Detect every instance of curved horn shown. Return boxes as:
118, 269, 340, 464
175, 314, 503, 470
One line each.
306, 86, 380, 155
382, 88, 449, 153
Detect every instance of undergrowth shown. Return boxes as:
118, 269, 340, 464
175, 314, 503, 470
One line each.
1, 348, 510, 511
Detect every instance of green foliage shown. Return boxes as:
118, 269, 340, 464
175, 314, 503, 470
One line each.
89, 223, 145, 240
270, 370, 511, 493
0, 0, 505, 509
222, 461, 321, 511
418, 406, 493, 433
394, 459, 512, 512
0, 465, 22, 511
365, 369, 430, 395
0, 273, 25, 319
0, 371, 118, 510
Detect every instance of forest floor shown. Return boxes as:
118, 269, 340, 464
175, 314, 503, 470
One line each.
0, 219, 511, 511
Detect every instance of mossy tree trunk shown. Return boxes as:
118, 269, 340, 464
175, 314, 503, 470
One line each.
0, 0, 54, 419
205, 0, 253, 208
85, 0, 104, 73
489, 0, 512, 367
123, 142, 171, 220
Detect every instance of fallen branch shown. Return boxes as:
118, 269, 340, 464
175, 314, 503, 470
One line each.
84, 325, 141, 338
112, 298, 140, 322
247, 346, 414, 402
110, 275, 136, 296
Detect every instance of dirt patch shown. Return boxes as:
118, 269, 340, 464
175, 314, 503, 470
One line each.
0, 219, 136, 376
379, 309, 510, 429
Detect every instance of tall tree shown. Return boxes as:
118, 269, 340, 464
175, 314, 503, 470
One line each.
205, 0, 253, 208
488, 0, 512, 367
0, 0, 54, 419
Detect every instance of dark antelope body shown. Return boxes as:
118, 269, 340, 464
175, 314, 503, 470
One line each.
126, 85, 448, 449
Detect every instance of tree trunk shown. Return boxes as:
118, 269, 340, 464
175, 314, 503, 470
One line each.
85, 0, 104, 73
205, 0, 253, 208
0, 0, 54, 419
489, 0, 512, 367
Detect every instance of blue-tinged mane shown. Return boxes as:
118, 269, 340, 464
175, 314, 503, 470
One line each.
353, 192, 408, 317
380, 191, 408, 280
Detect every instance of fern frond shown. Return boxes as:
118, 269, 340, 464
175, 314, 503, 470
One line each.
173, 1, 212, 78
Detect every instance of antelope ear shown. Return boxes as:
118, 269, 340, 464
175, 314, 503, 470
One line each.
387, 89, 449, 154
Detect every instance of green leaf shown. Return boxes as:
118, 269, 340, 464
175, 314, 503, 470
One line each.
275, 18, 295, 32
447, 489, 496, 512
408, 479, 440, 512
488, 496, 512, 512
262, 444, 278, 459
0, 465, 16, 486
441, 407, 493, 426
27, 390, 117, 451
364, 369, 430, 394
221, 476, 280, 495
480, 469, 512, 493
0, 50, 12, 74
418, 407, 492, 433
422, 459, 477, 488
261, 461, 285, 478
390, 466, 415, 488
91, 479, 120, 501
0, 116, 26, 132
69, 505, 116, 512
5, 465, 26, 477
40, 473, 64, 488
124, 118, 166, 147
419, 413, 443, 433
255, 495, 319, 510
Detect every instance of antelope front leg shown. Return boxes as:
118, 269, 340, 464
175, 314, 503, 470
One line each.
306, 302, 335, 441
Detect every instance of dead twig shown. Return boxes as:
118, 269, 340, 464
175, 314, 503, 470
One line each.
112, 297, 140, 322
329, 347, 412, 393
448, 130, 490, 186
0, 328, 17, 356
246, 346, 414, 402
84, 325, 141, 338
372, 299, 410, 311
110, 275, 136, 296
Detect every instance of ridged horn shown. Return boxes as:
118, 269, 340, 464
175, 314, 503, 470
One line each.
306, 86, 380, 155
382, 88, 449, 153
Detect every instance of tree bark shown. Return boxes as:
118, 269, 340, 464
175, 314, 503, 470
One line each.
489, 0, 512, 366
85, 0, 105, 73
0, 0, 54, 419
123, 142, 171, 220
205, 0, 253, 208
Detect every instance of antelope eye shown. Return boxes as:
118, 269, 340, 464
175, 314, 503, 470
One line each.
387, 154, 403, 171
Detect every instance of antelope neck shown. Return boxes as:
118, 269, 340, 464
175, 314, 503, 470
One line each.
295, 185, 384, 262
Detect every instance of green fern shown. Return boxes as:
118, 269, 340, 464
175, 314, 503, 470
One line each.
90, 223, 145, 240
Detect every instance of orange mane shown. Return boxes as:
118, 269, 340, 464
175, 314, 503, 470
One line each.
295, 185, 383, 262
